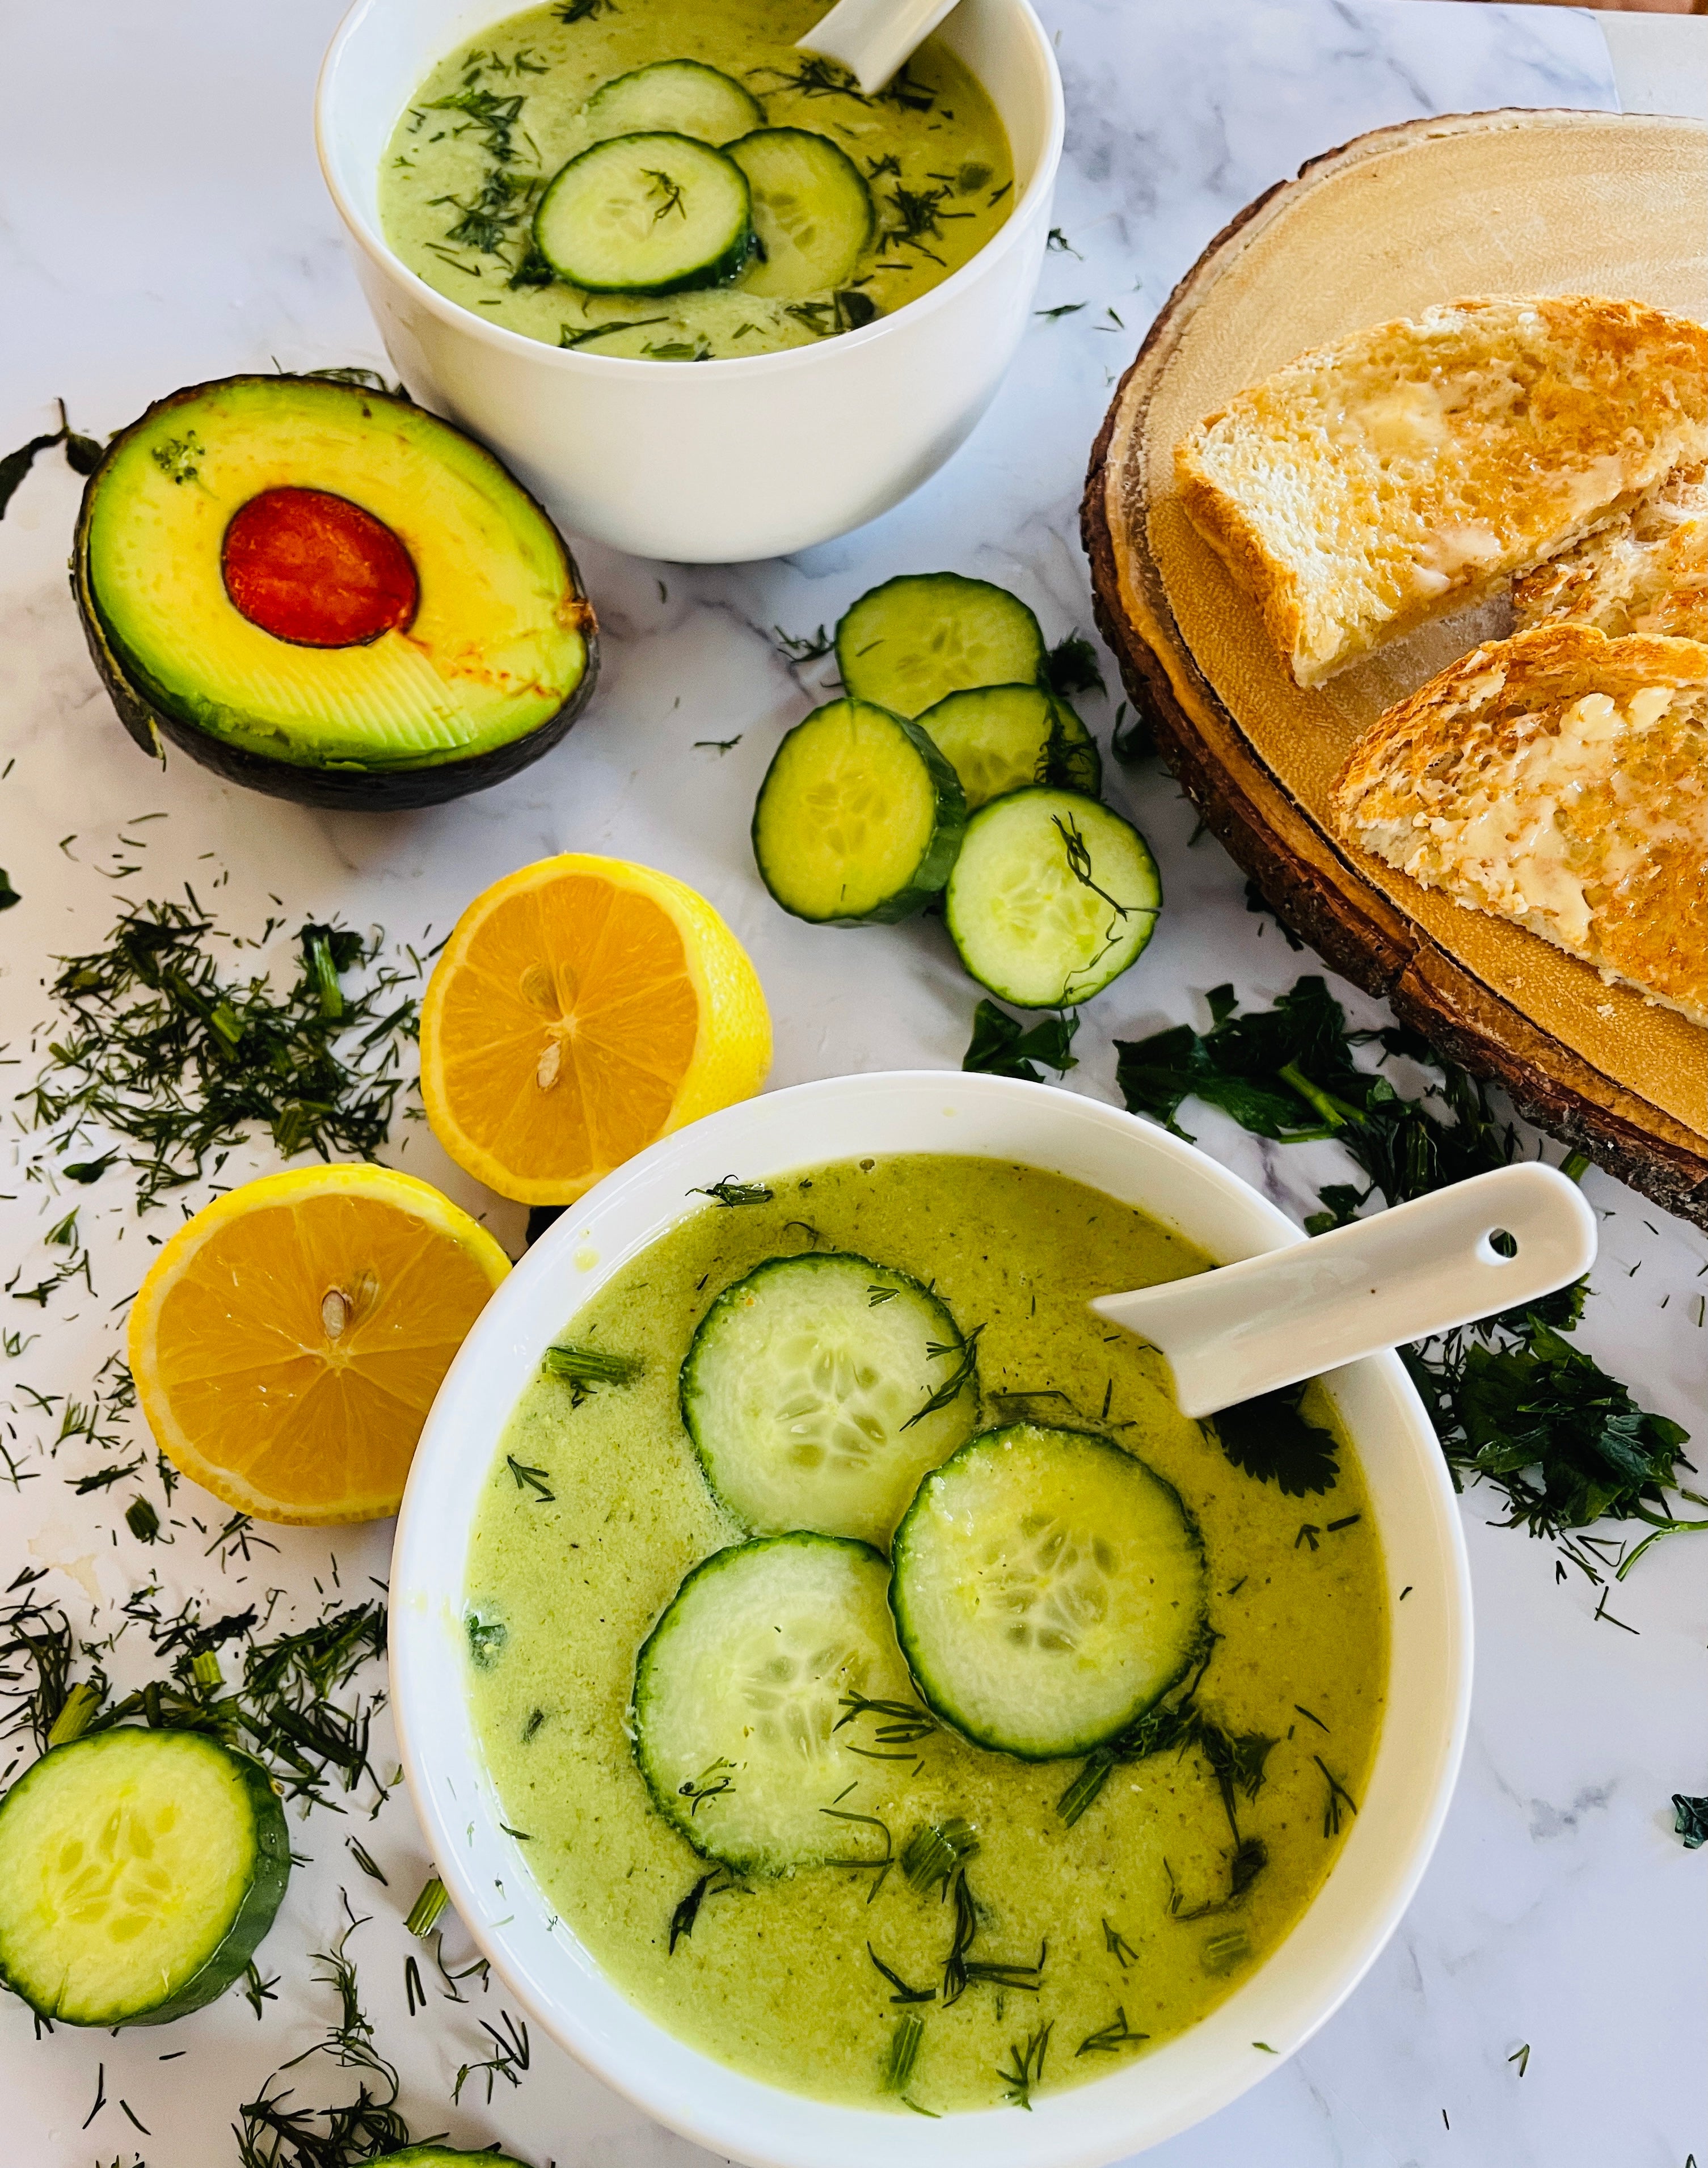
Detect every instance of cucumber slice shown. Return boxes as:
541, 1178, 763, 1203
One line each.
634, 1533, 918, 1874
0, 1728, 289, 2025
914, 684, 1102, 810
891, 1425, 1208, 1760
946, 786, 1162, 1007
583, 60, 762, 146
535, 133, 752, 295
752, 696, 966, 925
836, 574, 1047, 718
369, 2150, 533, 2166
726, 129, 873, 298
681, 1252, 979, 1545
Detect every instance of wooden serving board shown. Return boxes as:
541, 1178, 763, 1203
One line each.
1083, 108, 1708, 1230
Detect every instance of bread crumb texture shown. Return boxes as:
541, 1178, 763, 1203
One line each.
1513, 464, 1708, 643
1329, 624, 1707, 1027
1174, 297, 1708, 687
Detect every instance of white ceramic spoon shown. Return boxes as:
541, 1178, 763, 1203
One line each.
1091, 1161, 1597, 1419
795, 0, 961, 95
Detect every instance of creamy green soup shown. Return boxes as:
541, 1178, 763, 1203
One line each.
465, 1155, 1388, 2112
381, 0, 1013, 360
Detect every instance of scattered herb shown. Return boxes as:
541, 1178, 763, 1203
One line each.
452, 2008, 531, 2105
0, 870, 19, 912
465, 1614, 507, 1669
1314, 1755, 1358, 1838
690, 1176, 775, 1207
540, 1342, 641, 1389
423, 84, 527, 163
677, 1757, 735, 1814
1076, 2006, 1147, 2055
694, 736, 743, 753
820, 1804, 895, 1899
1035, 302, 1085, 320
884, 2011, 926, 2093
124, 1497, 162, 1543
505, 1455, 556, 1502
868, 1943, 935, 2003
345, 1836, 387, 1884
997, 2021, 1052, 2109
963, 1000, 1078, 1083
642, 167, 686, 222
940, 1868, 1045, 2004
903, 1323, 982, 1431
668, 1867, 736, 1952
1041, 632, 1105, 699
773, 623, 833, 662
1110, 700, 1147, 761
243, 1960, 280, 2019
23, 905, 419, 1211
1047, 226, 1082, 257
0, 399, 103, 522
900, 1816, 979, 1894
1211, 1385, 1339, 1497
554, 0, 618, 18
837, 1692, 939, 1756
1509, 2043, 1531, 2077
1673, 1792, 1707, 1849
404, 1875, 451, 1938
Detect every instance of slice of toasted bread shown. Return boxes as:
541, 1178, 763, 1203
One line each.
1328, 624, 1707, 1026
1512, 464, 1708, 643
1175, 297, 1708, 688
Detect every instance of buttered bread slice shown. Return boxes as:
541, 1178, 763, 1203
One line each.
1512, 465, 1708, 643
1176, 297, 1708, 687
1328, 625, 1707, 1025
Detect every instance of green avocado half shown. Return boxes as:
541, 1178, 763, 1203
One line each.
368, 2150, 534, 2167
73, 376, 598, 811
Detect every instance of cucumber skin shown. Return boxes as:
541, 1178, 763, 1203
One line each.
369, 2150, 534, 2166
751, 701, 967, 927
0, 1730, 290, 2026
834, 573, 1047, 718
888, 1425, 1207, 1762
534, 134, 754, 296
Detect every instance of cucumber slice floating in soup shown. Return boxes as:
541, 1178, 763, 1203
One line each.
914, 684, 1102, 809
836, 574, 1047, 718
0, 1728, 290, 2026
535, 133, 753, 295
634, 1533, 919, 1874
582, 60, 763, 146
681, 1252, 979, 1545
725, 129, 874, 297
890, 1424, 1209, 1760
946, 786, 1162, 1007
752, 696, 967, 924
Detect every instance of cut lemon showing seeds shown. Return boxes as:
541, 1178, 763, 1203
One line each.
419, 854, 772, 1205
128, 1164, 509, 1524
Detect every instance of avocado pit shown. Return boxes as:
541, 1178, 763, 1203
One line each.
221, 486, 419, 648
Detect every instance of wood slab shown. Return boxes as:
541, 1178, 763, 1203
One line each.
1083, 107, 1708, 1230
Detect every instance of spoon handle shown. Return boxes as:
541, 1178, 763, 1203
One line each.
1090, 1162, 1597, 1419
796, 0, 962, 95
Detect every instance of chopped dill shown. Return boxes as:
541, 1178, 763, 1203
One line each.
452, 2008, 531, 2105
836, 1692, 938, 1756
997, 2021, 1052, 2109
884, 2011, 926, 2093
668, 1867, 737, 1952
690, 1176, 775, 1207
505, 1454, 556, 1501
23, 905, 420, 1211
540, 1342, 641, 1389
868, 1944, 935, 2003
772, 623, 833, 661
820, 1804, 895, 1900
1102, 1917, 1138, 1968
1076, 2006, 1147, 2055
940, 1868, 1044, 2004
1314, 1755, 1358, 1838
902, 1323, 982, 1431
1041, 631, 1104, 698
423, 83, 527, 163
404, 1874, 451, 1938
900, 1816, 979, 1894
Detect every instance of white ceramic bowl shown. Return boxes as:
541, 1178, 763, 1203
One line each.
393, 1072, 1471, 2165
315, 0, 1064, 561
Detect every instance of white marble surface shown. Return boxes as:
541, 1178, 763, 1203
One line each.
2, 2, 1703, 2163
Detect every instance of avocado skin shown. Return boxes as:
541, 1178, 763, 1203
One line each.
71, 377, 601, 813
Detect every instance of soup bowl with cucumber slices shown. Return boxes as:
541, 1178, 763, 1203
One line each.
317, 0, 1062, 558
391, 1071, 1471, 2167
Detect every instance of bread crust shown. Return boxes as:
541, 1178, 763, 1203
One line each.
1175, 296, 1708, 687
1329, 625, 1708, 1024
1512, 465, 1708, 642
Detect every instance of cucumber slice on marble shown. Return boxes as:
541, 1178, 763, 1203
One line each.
634, 1533, 918, 1874
914, 683, 1102, 809
535, 133, 752, 294
726, 128, 874, 297
680, 1251, 979, 1545
752, 696, 966, 924
583, 60, 763, 146
836, 574, 1047, 718
945, 786, 1161, 1007
0, 1727, 289, 2026
890, 1424, 1208, 1760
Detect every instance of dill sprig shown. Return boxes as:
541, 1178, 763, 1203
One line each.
432, 166, 541, 254
667, 1867, 738, 1952
236, 1898, 410, 2168
1076, 2006, 1147, 2056
940, 1868, 1044, 2005
902, 1323, 982, 1431
539, 1341, 641, 1391
452, 2008, 530, 2104
899, 1816, 979, 1895
423, 83, 526, 163
997, 2021, 1052, 2109
836, 1692, 939, 1757
884, 2011, 927, 2096
819, 1804, 895, 1900
23, 905, 420, 1211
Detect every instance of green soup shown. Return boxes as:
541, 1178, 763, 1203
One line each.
465, 1154, 1389, 2112
380, 0, 1014, 360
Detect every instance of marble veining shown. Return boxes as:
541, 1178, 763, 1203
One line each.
2, 2, 1702, 2164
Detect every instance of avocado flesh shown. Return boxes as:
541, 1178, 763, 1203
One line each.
84, 378, 590, 770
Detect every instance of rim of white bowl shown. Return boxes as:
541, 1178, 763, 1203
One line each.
391, 1072, 1473, 2168
315, 0, 1066, 378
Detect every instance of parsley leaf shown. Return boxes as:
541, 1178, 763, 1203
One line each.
1673, 1793, 1708, 1849
1211, 1386, 1339, 1496
963, 1000, 1078, 1082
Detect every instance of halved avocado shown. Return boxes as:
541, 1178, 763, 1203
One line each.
74, 376, 598, 811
